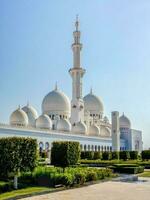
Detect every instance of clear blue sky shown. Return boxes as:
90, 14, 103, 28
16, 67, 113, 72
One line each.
0, 0, 150, 149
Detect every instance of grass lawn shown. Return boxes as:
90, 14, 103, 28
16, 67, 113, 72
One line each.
138, 171, 150, 177
0, 186, 54, 200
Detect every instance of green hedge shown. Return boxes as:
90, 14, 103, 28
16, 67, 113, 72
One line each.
80, 151, 141, 161
80, 159, 150, 169
129, 151, 138, 160
110, 164, 144, 174
0, 181, 13, 194
102, 152, 112, 160
19, 167, 114, 187
141, 150, 150, 160
93, 152, 102, 160
119, 151, 130, 161
111, 151, 119, 160
51, 141, 80, 168
0, 137, 38, 178
81, 151, 94, 160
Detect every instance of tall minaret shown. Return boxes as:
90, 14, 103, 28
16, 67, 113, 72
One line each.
69, 16, 86, 124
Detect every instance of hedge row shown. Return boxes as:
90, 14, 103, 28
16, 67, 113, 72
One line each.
0, 181, 13, 194
51, 141, 80, 169
109, 164, 144, 174
81, 151, 139, 161
19, 166, 114, 187
81, 150, 150, 161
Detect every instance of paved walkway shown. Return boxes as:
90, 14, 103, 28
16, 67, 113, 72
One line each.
22, 181, 150, 200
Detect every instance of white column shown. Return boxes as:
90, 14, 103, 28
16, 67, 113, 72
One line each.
111, 111, 120, 151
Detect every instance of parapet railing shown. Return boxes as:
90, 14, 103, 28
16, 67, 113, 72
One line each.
0, 122, 112, 139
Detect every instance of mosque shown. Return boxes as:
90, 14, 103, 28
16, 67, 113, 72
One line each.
0, 18, 143, 153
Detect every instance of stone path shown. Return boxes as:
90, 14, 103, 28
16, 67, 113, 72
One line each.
22, 181, 150, 200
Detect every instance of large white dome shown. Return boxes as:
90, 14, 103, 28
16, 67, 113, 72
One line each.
89, 124, 100, 136
10, 106, 28, 127
83, 89, 104, 116
56, 119, 71, 132
119, 113, 131, 129
72, 121, 87, 134
36, 114, 52, 129
42, 86, 71, 118
22, 103, 38, 127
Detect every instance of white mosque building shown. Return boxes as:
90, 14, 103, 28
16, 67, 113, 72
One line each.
0, 18, 143, 153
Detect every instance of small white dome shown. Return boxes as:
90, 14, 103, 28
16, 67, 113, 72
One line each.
119, 113, 131, 129
103, 116, 109, 123
72, 121, 87, 134
89, 124, 100, 136
36, 114, 52, 129
42, 85, 71, 118
83, 89, 104, 116
22, 103, 38, 127
10, 106, 28, 126
100, 126, 111, 137
56, 119, 71, 132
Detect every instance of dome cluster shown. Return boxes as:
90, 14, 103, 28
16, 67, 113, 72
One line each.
9, 85, 111, 137
10, 106, 28, 127
22, 103, 38, 127
10, 104, 38, 128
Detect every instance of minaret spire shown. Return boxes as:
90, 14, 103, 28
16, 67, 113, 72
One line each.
72, 15, 82, 68
75, 15, 79, 31
69, 17, 86, 124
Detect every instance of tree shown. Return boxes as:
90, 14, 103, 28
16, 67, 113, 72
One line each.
51, 141, 80, 171
0, 137, 37, 189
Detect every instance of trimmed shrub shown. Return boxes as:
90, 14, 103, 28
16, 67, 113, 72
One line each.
119, 151, 130, 161
111, 151, 119, 160
0, 137, 37, 177
102, 152, 112, 160
141, 150, 150, 160
93, 152, 102, 160
86, 171, 97, 182
55, 173, 74, 186
51, 141, 80, 169
74, 172, 86, 185
81, 151, 94, 160
130, 151, 138, 160
0, 137, 37, 189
